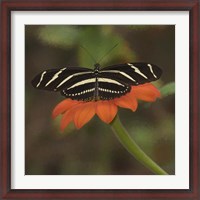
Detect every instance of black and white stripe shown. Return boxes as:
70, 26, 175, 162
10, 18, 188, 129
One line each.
32, 63, 162, 101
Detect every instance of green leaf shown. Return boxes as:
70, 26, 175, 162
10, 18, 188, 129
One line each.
160, 82, 175, 97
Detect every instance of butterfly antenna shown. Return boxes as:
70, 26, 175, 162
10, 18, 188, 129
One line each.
80, 45, 97, 64
97, 43, 119, 64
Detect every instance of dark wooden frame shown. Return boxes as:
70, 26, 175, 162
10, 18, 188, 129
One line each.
0, 0, 199, 199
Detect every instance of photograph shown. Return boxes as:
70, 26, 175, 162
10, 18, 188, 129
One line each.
26, 25, 175, 175
1, 0, 199, 198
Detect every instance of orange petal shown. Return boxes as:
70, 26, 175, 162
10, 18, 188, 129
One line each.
73, 102, 96, 129
133, 83, 161, 102
114, 93, 138, 111
52, 99, 80, 119
96, 101, 118, 123
60, 109, 74, 131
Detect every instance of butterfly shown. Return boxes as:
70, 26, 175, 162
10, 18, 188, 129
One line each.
32, 62, 162, 101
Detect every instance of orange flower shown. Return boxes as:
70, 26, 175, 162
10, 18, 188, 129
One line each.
52, 83, 161, 131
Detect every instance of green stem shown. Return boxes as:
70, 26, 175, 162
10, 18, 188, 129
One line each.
110, 115, 168, 175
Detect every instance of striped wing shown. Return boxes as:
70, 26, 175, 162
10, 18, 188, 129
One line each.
61, 77, 97, 101
32, 67, 93, 91
100, 63, 162, 86
97, 77, 131, 100
32, 67, 97, 101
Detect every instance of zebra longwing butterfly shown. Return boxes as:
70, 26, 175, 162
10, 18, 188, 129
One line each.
32, 63, 162, 101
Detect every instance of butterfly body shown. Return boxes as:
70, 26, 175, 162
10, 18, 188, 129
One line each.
32, 63, 162, 101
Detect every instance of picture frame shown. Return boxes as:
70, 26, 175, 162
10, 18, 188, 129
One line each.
0, 0, 199, 199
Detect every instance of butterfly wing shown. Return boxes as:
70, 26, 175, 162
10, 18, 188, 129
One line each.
32, 67, 93, 91
96, 62, 162, 100
100, 63, 162, 86
96, 77, 131, 100
31, 67, 98, 101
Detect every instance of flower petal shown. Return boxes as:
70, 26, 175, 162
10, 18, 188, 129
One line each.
96, 101, 118, 123
73, 102, 96, 129
114, 93, 138, 111
52, 99, 80, 119
60, 110, 74, 131
133, 83, 161, 102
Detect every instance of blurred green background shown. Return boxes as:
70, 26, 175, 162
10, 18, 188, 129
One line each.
25, 25, 175, 175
